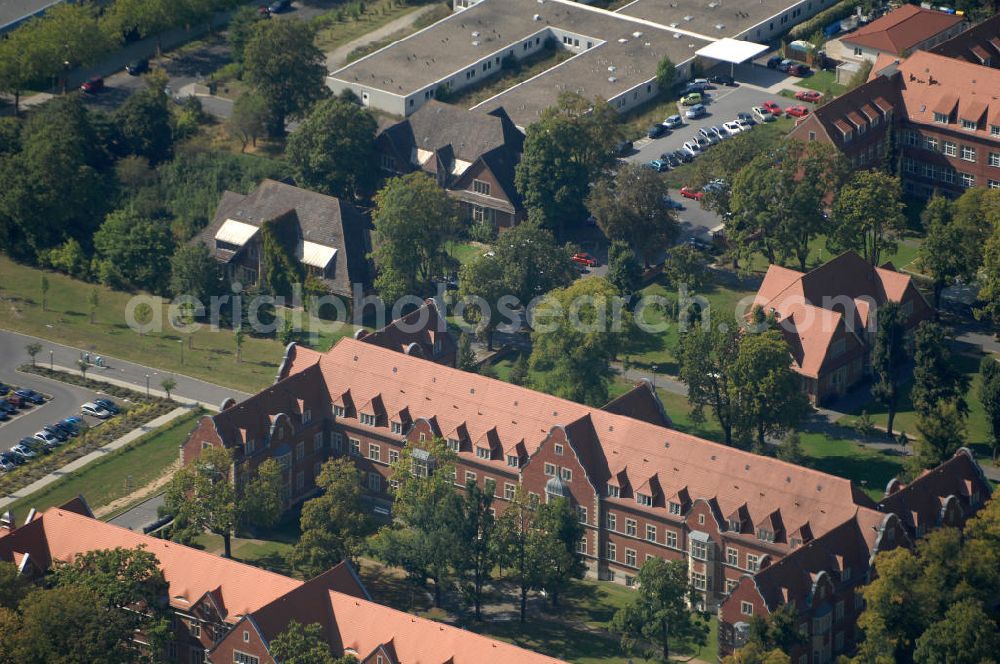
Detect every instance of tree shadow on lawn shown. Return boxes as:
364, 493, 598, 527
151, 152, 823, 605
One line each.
469, 617, 627, 663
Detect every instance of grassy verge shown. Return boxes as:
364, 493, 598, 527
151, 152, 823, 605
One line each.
0, 256, 360, 393
796, 70, 846, 98
314, 0, 444, 52
345, 2, 453, 63
444, 46, 574, 108
3, 408, 202, 518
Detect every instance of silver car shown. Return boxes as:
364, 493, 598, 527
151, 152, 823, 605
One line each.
681, 141, 701, 156
697, 127, 720, 145
664, 114, 684, 129
11, 444, 37, 460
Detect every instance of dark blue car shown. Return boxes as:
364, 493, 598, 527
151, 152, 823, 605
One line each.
14, 389, 44, 405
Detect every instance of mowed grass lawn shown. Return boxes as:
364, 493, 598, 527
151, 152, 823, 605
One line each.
796, 69, 847, 98
0, 256, 360, 393
4, 409, 203, 518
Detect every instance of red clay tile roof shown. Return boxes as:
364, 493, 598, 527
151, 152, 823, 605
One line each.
0, 508, 301, 622
354, 298, 455, 364
930, 12, 1000, 63
843, 5, 964, 54
269, 337, 875, 545
600, 380, 673, 428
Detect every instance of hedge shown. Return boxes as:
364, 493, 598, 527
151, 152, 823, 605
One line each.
789, 0, 864, 42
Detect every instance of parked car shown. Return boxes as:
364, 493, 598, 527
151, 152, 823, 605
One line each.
762, 101, 783, 116
685, 104, 706, 119
647, 124, 668, 139
2, 451, 25, 466
81, 402, 112, 419
663, 195, 685, 211
268, 0, 291, 12
692, 135, 711, 150
661, 152, 681, 167
25, 436, 53, 454
682, 140, 702, 155
614, 140, 634, 156
710, 73, 736, 86
0, 410, 8, 422
751, 106, 773, 123
50, 421, 78, 438
672, 149, 693, 164
722, 121, 743, 136
0, 398, 14, 414
60, 417, 87, 435
777, 59, 793, 73
703, 179, 728, 194
571, 252, 598, 267
0, 454, 15, 472
788, 63, 811, 77
697, 127, 720, 145
663, 114, 683, 129
10, 443, 37, 461
0, 382, 9, 395
785, 105, 810, 118
5, 395, 25, 409
737, 111, 756, 126
647, 159, 669, 172
41, 425, 68, 442
94, 398, 120, 415
680, 92, 702, 106
795, 90, 823, 103
735, 118, 753, 132
80, 76, 104, 94
766, 55, 783, 69
125, 59, 149, 75
680, 186, 704, 200
15, 389, 44, 405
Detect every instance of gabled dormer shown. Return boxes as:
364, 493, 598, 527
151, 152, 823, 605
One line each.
359, 393, 386, 427
606, 466, 630, 499
474, 427, 501, 461
667, 486, 691, 517
789, 522, 813, 548
634, 473, 661, 508
755, 509, 784, 544
332, 389, 354, 419
446, 422, 469, 453
727, 503, 750, 534
505, 440, 526, 468
390, 406, 412, 436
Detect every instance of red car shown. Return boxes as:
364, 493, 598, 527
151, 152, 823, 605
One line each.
680, 186, 704, 201
80, 77, 104, 94
572, 252, 598, 267
795, 90, 822, 103
785, 105, 810, 118
762, 101, 782, 116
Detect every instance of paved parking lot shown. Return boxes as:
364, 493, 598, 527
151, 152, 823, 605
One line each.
0, 371, 105, 453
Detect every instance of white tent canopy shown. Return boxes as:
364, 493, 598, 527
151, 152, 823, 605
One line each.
695, 38, 768, 65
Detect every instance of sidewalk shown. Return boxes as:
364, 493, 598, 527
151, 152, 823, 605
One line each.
50, 363, 224, 412
0, 406, 191, 510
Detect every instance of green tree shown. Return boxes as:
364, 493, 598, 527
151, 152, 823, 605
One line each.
677, 311, 741, 446
290, 457, 375, 577
911, 321, 969, 419
529, 277, 629, 406
269, 620, 334, 664
242, 18, 327, 136
509, 353, 530, 386
457, 253, 509, 352
663, 244, 708, 292
227, 5, 264, 65
159, 377, 176, 399
260, 216, 305, 299
493, 485, 538, 624
830, 170, 906, 266
234, 326, 245, 363
871, 301, 906, 438
531, 497, 585, 608
164, 445, 238, 557
455, 479, 497, 621
980, 357, 1000, 461
169, 243, 221, 301
39, 275, 48, 311
113, 87, 173, 164
912, 599, 1000, 664
917, 196, 980, 309
723, 643, 791, 664
228, 91, 270, 152
287, 96, 379, 200
778, 429, 805, 464
606, 240, 642, 298
975, 225, 1000, 332
490, 219, 575, 304
655, 56, 676, 89
516, 92, 621, 236
24, 342, 41, 367
94, 209, 175, 294
0, 562, 29, 610
457, 332, 476, 371
730, 330, 809, 450
370, 437, 461, 608
371, 173, 462, 301
912, 399, 967, 470
240, 457, 284, 532
43, 238, 90, 279
87, 288, 99, 324
746, 603, 805, 654
610, 557, 708, 662
586, 163, 678, 265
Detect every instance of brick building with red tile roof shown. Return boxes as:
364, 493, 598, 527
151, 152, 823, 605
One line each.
182, 333, 990, 662
0, 500, 567, 664
351, 298, 456, 368
841, 4, 965, 62
751, 251, 932, 404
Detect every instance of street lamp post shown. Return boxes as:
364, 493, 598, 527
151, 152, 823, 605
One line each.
145, 374, 150, 397
49, 350, 53, 370
651, 364, 658, 390
179, 339, 184, 366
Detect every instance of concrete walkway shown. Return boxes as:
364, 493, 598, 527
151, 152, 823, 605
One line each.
0, 406, 192, 510
326, 4, 440, 70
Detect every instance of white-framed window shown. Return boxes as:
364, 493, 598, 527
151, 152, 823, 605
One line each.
447, 438, 460, 452
471, 205, 495, 225
506, 454, 519, 467
943, 141, 957, 156
741, 601, 754, 616
727, 547, 738, 565
476, 446, 490, 460
560, 467, 572, 481
465, 471, 476, 484
625, 548, 637, 567
349, 438, 360, 456
332, 432, 343, 453
636, 493, 653, 507
726, 579, 738, 594
368, 443, 381, 462
646, 524, 656, 542
504, 482, 516, 500
295, 441, 305, 461
961, 118, 978, 130
544, 462, 556, 476
961, 172, 976, 188
607, 485, 620, 498
607, 513, 617, 531
961, 145, 977, 162
334, 405, 345, 418
933, 111, 949, 124
692, 571, 707, 590
992, 124, 1000, 137
577, 505, 588, 523
625, 519, 637, 537
757, 528, 775, 543
234, 652, 260, 664
577, 537, 587, 554
691, 540, 708, 561
391, 421, 402, 435
606, 542, 616, 561
990, 179, 1000, 189
923, 135, 938, 151
666, 530, 678, 548
669, 502, 682, 516
554, 443, 564, 455
746, 554, 760, 572
989, 152, 1000, 167
389, 449, 399, 464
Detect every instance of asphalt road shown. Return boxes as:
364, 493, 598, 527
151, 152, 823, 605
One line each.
108, 492, 166, 532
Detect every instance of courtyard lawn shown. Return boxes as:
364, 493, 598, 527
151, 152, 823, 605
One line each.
4, 409, 203, 519
795, 70, 847, 98
447, 240, 489, 266
744, 234, 923, 275
445, 46, 574, 108
0, 256, 360, 394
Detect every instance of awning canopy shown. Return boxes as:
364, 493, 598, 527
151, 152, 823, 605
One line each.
214, 219, 259, 247
695, 38, 768, 64
296, 240, 337, 270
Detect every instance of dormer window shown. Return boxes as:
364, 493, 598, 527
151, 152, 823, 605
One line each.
391, 421, 402, 435
933, 112, 948, 124
729, 519, 741, 532
757, 528, 775, 543
506, 454, 519, 467
360, 413, 376, 426
636, 493, 653, 507
607, 485, 620, 498
473, 179, 491, 196
447, 438, 461, 453
669, 501, 682, 516
302, 409, 311, 424
790, 536, 802, 548
334, 405, 345, 418
476, 446, 490, 460
961, 118, 978, 130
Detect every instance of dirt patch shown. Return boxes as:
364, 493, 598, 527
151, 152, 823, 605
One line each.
95, 459, 180, 519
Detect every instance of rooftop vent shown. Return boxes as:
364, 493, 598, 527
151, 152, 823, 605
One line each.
632, 31, 643, 38
715, 24, 725, 30
472, 40, 480, 46
684, 15, 693, 21
618, 37, 628, 43
533, 13, 540, 20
